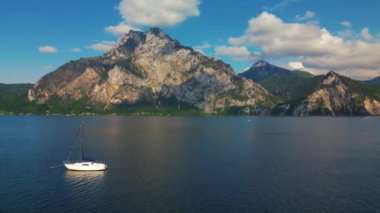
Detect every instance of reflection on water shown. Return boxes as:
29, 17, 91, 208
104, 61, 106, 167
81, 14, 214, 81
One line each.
62, 171, 107, 211
64, 170, 105, 184
2, 116, 380, 212
64, 170, 106, 195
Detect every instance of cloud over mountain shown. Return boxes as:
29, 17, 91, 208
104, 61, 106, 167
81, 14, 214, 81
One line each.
223, 12, 380, 79
89, 41, 116, 52
106, 0, 201, 34
215, 46, 260, 61
119, 0, 200, 26
105, 22, 141, 36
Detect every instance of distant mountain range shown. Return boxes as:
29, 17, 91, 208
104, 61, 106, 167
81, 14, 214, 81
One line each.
240, 61, 380, 116
364, 76, 380, 86
1, 28, 379, 116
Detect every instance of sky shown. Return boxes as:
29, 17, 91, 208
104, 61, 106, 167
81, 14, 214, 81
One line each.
1, 0, 380, 83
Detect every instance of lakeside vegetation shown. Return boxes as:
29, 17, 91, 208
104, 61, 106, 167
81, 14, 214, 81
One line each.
1, 80, 379, 116
0, 85, 236, 116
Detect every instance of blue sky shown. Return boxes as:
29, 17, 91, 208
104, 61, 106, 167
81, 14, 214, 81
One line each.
1, 0, 380, 83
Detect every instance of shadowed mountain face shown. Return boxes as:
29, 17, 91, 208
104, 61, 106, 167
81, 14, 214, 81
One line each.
239, 61, 316, 102
238, 61, 380, 116
0, 83, 33, 113
270, 71, 380, 116
239, 60, 312, 82
364, 76, 380, 86
28, 28, 276, 114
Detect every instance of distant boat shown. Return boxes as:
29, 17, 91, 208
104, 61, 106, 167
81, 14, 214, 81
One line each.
63, 123, 107, 171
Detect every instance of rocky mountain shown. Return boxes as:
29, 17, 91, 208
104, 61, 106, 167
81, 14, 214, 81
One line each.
238, 61, 380, 116
239, 61, 316, 102
28, 28, 276, 115
271, 71, 380, 116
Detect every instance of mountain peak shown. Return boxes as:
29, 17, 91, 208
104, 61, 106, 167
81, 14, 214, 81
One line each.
114, 28, 170, 50
116, 30, 144, 46
106, 31, 145, 59
323, 71, 341, 85
107, 28, 178, 60
326, 71, 338, 77
239, 60, 293, 82
253, 60, 270, 68
147, 27, 165, 37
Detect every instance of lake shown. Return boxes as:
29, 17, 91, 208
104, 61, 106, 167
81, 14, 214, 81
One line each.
1, 116, 380, 212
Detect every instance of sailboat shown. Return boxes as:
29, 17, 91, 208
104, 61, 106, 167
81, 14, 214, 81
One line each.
63, 123, 107, 171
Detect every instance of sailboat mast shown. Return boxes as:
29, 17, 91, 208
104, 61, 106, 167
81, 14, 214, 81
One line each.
80, 123, 84, 160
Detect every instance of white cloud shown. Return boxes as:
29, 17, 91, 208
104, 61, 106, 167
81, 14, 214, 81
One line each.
229, 12, 343, 57
38, 45, 58, 53
226, 12, 380, 79
337, 29, 353, 38
193, 42, 211, 54
194, 43, 211, 50
105, 22, 141, 35
89, 41, 116, 52
301, 41, 380, 70
340, 21, 352, 28
44, 65, 55, 70
265, 0, 300, 12
288, 61, 305, 70
118, 0, 200, 27
70, 48, 81, 52
295, 11, 315, 21
337, 68, 380, 80
288, 62, 379, 79
360, 28, 373, 40
215, 46, 260, 61
287, 61, 326, 75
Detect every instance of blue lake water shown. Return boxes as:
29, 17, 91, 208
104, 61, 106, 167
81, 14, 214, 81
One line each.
1, 116, 380, 212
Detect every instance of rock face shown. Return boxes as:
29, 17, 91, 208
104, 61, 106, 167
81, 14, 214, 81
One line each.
28, 28, 276, 114
364, 99, 380, 115
273, 71, 380, 116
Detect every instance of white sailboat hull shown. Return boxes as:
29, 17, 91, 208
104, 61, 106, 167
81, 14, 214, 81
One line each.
64, 161, 107, 171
